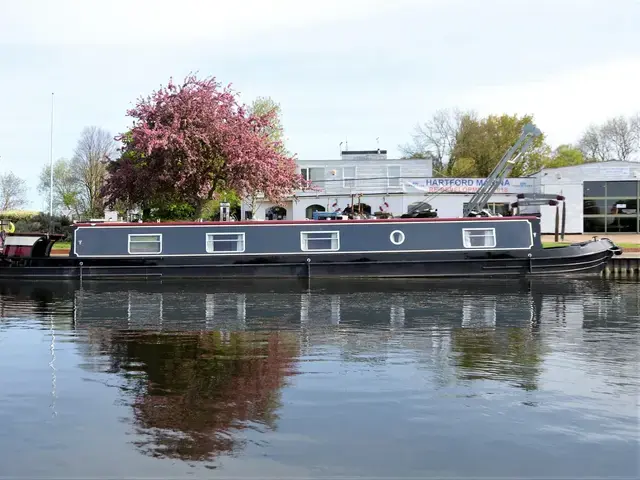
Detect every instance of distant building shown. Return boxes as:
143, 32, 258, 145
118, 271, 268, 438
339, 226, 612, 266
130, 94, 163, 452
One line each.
242, 148, 534, 222
528, 160, 640, 234
242, 149, 640, 234
243, 149, 435, 220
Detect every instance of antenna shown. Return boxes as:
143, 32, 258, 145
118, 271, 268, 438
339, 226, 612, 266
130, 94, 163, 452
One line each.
49, 92, 54, 234
339, 141, 343, 158
376, 137, 380, 153
345, 137, 348, 151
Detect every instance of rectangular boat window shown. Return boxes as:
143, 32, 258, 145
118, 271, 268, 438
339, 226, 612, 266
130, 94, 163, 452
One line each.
206, 232, 246, 253
128, 234, 162, 254
300, 231, 340, 251
462, 228, 496, 248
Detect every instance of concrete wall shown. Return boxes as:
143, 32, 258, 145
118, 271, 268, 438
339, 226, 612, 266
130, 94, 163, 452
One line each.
538, 184, 582, 233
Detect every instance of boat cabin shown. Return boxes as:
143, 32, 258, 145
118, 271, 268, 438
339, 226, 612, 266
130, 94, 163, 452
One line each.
68, 217, 542, 259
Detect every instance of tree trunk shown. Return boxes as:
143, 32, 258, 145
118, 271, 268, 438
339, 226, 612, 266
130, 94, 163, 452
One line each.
194, 199, 206, 221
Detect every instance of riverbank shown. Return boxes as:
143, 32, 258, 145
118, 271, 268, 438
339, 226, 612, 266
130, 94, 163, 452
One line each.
541, 234, 639, 253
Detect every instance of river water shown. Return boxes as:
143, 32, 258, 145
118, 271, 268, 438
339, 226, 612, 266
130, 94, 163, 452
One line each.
0, 278, 638, 479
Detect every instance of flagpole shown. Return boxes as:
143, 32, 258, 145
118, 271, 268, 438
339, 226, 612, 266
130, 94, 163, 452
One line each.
49, 92, 54, 234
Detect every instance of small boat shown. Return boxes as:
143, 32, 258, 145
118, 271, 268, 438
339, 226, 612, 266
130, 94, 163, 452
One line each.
0, 216, 622, 281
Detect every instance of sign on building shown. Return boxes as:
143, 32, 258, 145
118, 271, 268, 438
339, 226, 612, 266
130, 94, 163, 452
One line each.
408, 178, 536, 194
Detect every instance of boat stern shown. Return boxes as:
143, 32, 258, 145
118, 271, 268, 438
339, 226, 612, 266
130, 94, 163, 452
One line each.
532, 235, 624, 276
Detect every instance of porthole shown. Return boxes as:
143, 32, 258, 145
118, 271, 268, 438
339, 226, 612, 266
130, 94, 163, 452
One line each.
390, 230, 405, 245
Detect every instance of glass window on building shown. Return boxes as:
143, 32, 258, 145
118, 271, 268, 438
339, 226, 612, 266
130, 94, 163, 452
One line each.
583, 180, 639, 233
583, 181, 606, 197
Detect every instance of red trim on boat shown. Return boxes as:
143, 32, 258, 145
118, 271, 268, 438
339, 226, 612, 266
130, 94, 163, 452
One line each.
74, 216, 539, 227
4, 245, 33, 257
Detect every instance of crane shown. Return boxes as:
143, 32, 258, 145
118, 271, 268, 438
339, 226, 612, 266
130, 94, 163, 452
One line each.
463, 123, 542, 217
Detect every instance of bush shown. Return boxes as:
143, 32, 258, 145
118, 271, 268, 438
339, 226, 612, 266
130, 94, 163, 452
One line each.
147, 202, 196, 221
0, 211, 74, 240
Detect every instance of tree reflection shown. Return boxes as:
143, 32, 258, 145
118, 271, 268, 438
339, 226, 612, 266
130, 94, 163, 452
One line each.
450, 327, 546, 391
88, 329, 299, 462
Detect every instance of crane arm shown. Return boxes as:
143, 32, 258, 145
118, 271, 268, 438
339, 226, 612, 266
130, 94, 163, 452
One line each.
463, 123, 542, 217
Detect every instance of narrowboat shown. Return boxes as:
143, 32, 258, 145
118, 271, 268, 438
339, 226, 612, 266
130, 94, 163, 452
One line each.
0, 215, 623, 280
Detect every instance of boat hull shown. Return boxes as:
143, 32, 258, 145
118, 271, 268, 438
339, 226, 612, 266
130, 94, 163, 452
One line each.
0, 239, 620, 280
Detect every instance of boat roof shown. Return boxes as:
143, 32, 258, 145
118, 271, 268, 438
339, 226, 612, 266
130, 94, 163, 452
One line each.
7, 232, 66, 239
74, 216, 539, 227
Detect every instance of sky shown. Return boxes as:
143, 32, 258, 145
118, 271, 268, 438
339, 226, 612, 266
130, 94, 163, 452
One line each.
1, 0, 639, 209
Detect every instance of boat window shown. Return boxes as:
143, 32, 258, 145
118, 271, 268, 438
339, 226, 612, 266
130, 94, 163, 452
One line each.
462, 228, 496, 248
300, 231, 340, 251
389, 230, 405, 245
128, 234, 162, 254
206, 232, 246, 253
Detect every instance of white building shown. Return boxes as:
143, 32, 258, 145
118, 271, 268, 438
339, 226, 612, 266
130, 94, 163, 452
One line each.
242, 151, 640, 235
242, 149, 534, 221
242, 149, 431, 220
529, 160, 640, 234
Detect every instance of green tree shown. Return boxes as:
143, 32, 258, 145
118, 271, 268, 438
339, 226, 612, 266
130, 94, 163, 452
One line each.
448, 113, 551, 177
448, 156, 478, 177
248, 96, 288, 154
37, 158, 82, 217
542, 144, 586, 169
147, 190, 242, 221
245, 96, 290, 218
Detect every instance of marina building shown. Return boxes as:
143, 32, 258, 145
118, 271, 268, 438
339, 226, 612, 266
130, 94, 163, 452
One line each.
530, 161, 640, 234
242, 150, 640, 234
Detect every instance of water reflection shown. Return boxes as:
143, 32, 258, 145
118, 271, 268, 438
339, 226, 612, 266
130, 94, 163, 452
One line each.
90, 329, 299, 461
451, 326, 545, 390
0, 278, 638, 477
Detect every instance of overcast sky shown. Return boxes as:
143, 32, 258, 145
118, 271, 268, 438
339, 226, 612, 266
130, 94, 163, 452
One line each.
1, 0, 639, 209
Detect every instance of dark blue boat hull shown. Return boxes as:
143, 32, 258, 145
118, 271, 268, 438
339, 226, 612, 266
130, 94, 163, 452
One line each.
0, 239, 619, 280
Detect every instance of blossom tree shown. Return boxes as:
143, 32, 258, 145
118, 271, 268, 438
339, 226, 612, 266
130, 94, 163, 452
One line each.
102, 74, 307, 218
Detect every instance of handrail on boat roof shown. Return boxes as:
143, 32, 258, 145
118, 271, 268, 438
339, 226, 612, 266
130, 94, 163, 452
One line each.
72, 216, 541, 227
